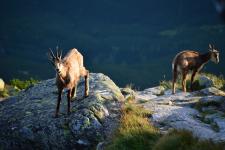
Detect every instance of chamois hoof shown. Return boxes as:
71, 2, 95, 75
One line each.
84, 95, 89, 98
67, 111, 71, 115
54, 114, 59, 118
71, 98, 76, 102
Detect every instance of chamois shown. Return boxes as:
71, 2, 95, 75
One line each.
172, 44, 219, 94
48, 47, 89, 117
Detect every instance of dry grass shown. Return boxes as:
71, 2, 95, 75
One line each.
153, 129, 225, 150
105, 102, 160, 150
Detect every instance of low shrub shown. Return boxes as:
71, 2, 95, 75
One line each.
10, 78, 39, 90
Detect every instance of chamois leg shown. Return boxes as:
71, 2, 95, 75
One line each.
55, 89, 62, 117
67, 89, 72, 115
71, 85, 77, 99
84, 70, 89, 98
172, 69, 178, 94
182, 71, 188, 92
190, 70, 197, 92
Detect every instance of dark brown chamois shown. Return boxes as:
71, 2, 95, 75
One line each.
48, 47, 89, 117
172, 44, 219, 94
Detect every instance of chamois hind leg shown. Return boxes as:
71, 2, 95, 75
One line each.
71, 85, 77, 99
190, 70, 197, 92
182, 70, 188, 92
55, 89, 62, 118
81, 68, 89, 98
172, 69, 178, 94
84, 70, 89, 97
67, 89, 72, 115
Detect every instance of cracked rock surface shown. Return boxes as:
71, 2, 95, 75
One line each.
136, 86, 225, 142
0, 73, 124, 150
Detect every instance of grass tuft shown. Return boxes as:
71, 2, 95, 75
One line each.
160, 73, 225, 92
10, 78, 39, 90
105, 102, 159, 150
105, 101, 225, 150
153, 129, 225, 150
0, 88, 9, 98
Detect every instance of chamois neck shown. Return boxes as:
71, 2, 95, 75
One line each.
199, 52, 211, 64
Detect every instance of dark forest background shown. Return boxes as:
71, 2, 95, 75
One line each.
0, 0, 224, 89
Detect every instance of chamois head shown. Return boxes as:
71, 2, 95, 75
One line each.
209, 44, 220, 64
48, 46, 64, 75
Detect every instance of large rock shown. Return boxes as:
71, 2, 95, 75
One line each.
137, 86, 225, 142
0, 78, 5, 91
136, 86, 165, 102
0, 73, 124, 149
198, 75, 213, 88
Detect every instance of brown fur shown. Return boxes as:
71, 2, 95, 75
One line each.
49, 48, 89, 117
172, 44, 219, 94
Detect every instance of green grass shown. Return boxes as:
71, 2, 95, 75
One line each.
10, 78, 39, 90
160, 73, 225, 92
105, 102, 160, 150
203, 73, 225, 90
153, 130, 224, 150
159, 74, 205, 92
0, 88, 9, 98
105, 101, 225, 150
0, 78, 39, 98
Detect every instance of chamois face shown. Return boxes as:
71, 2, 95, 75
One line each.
53, 58, 64, 75
48, 47, 63, 75
209, 44, 219, 64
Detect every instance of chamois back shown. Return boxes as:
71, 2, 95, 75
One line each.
63, 48, 83, 67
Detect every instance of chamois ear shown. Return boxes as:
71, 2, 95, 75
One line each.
209, 44, 213, 50
56, 46, 59, 59
56, 45, 63, 60
59, 49, 63, 59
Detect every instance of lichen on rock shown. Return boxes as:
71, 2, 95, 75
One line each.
0, 73, 124, 149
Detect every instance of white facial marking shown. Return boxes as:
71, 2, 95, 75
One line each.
56, 62, 63, 73
211, 53, 219, 64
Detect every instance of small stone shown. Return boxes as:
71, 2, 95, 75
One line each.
96, 142, 104, 150
200, 87, 225, 96
77, 139, 89, 145
168, 101, 173, 105
199, 96, 225, 104
198, 75, 213, 88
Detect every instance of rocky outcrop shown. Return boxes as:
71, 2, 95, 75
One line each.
0, 73, 124, 150
136, 86, 225, 142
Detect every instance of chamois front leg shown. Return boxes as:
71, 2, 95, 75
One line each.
67, 89, 72, 115
71, 85, 77, 99
182, 70, 188, 92
172, 68, 178, 94
190, 70, 197, 92
84, 70, 89, 98
55, 89, 62, 118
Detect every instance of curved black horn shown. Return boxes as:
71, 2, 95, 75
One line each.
56, 46, 59, 58
49, 48, 56, 59
59, 49, 63, 59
